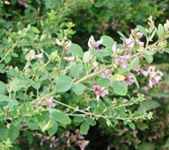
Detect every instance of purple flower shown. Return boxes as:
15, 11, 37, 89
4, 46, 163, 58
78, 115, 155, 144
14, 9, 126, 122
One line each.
148, 70, 163, 88
140, 66, 163, 88
115, 55, 130, 68
88, 36, 103, 49
124, 73, 135, 86
92, 84, 108, 100
124, 38, 135, 49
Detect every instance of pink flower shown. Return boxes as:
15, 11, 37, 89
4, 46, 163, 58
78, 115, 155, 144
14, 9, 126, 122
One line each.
41, 97, 56, 108
115, 55, 130, 68
88, 36, 103, 49
124, 38, 135, 49
140, 66, 163, 88
148, 70, 163, 88
92, 84, 108, 100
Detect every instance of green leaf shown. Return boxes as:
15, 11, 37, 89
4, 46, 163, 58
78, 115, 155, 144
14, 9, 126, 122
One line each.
44, 0, 62, 9
127, 121, 136, 129
97, 78, 110, 88
101, 35, 114, 48
137, 100, 160, 113
83, 51, 93, 63
0, 81, 6, 94
26, 117, 39, 130
0, 127, 9, 141
93, 101, 106, 114
86, 118, 96, 126
80, 122, 90, 135
49, 109, 71, 127
47, 121, 58, 136
0, 95, 18, 108
70, 63, 84, 78
112, 81, 128, 96
68, 43, 83, 57
106, 119, 113, 127
138, 143, 155, 150
40, 120, 53, 132
73, 116, 84, 125
8, 78, 32, 92
157, 24, 165, 39
55, 75, 72, 93
137, 25, 147, 36
144, 51, 154, 64
163, 137, 169, 148
128, 57, 140, 71
8, 121, 21, 141
72, 83, 86, 95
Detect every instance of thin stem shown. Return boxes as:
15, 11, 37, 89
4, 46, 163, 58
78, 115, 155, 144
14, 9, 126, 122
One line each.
74, 64, 113, 84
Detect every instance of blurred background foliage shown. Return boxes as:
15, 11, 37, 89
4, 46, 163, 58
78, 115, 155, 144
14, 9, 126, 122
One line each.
0, 0, 169, 149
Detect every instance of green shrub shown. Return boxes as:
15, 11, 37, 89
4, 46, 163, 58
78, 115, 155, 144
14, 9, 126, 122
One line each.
0, 15, 169, 149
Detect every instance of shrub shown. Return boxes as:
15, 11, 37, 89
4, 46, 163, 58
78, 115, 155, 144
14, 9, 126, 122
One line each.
0, 16, 169, 149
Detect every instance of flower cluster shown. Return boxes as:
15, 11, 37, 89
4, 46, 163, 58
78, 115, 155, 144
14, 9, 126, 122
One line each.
141, 66, 163, 88
124, 30, 144, 49
115, 55, 130, 68
124, 73, 135, 86
1, 18, 168, 149
92, 84, 108, 100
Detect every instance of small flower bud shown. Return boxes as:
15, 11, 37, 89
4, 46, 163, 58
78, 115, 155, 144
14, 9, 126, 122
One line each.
64, 56, 75, 62
164, 20, 169, 31
112, 43, 117, 53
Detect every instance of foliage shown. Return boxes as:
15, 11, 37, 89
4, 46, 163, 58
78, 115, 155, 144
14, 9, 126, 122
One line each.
0, 0, 168, 44
1, 0, 169, 149
0, 13, 169, 149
